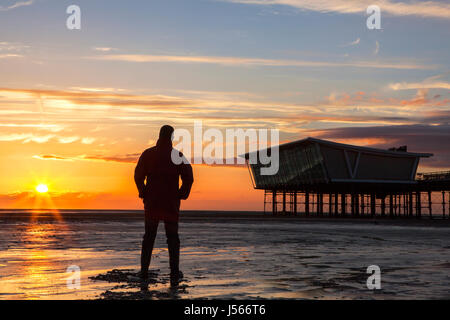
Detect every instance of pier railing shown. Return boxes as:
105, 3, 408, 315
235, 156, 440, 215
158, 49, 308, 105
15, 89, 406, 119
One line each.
416, 171, 450, 181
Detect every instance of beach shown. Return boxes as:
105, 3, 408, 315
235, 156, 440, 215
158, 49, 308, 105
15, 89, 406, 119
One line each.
0, 210, 449, 300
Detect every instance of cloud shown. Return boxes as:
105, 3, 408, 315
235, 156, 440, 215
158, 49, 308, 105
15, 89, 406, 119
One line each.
85, 154, 140, 164
89, 54, 432, 70
0, 42, 29, 52
32, 153, 247, 167
58, 136, 79, 144
0, 54, 23, 59
326, 91, 367, 106
389, 73, 450, 95
81, 137, 96, 144
0, 132, 96, 145
325, 89, 449, 108
69, 86, 127, 93
399, 88, 437, 106
0, 87, 192, 109
32, 154, 74, 161
0, 133, 54, 143
374, 41, 380, 55
0, 123, 64, 132
0, 0, 33, 12
390, 81, 450, 91
341, 38, 360, 47
223, 0, 450, 19
92, 47, 117, 52
312, 124, 450, 169
33, 153, 141, 164
1, 87, 448, 144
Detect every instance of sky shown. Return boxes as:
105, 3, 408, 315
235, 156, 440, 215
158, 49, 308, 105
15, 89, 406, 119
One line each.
0, 0, 449, 210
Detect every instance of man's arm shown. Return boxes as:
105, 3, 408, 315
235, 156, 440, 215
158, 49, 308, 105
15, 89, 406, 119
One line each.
179, 162, 194, 200
134, 151, 147, 199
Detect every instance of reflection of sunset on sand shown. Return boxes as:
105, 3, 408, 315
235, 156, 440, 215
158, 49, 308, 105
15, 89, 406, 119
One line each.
1, 1, 449, 211
0, 212, 449, 299
0, 221, 131, 299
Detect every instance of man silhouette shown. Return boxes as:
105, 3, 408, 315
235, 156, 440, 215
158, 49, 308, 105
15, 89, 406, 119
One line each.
134, 125, 193, 286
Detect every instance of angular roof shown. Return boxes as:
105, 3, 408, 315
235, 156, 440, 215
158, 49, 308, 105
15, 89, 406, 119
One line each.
243, 137, 433, 159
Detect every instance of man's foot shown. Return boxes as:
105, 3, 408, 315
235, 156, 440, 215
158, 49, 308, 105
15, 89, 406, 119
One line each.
170, 270, 183, 287
138, 270, 149, 280
127, 270, 148, 283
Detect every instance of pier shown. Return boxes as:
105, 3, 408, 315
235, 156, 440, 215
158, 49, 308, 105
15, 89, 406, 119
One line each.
245, 138, 450, 219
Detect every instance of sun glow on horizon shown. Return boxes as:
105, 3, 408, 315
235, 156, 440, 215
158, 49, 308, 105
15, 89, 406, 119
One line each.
35, 184, 49, 194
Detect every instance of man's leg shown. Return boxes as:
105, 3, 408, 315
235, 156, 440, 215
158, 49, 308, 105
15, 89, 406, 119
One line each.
164, 220, 181, 282
141, 216, 159, 278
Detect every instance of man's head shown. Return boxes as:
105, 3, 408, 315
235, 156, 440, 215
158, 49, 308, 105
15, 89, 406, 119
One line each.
159, 125, 174, 141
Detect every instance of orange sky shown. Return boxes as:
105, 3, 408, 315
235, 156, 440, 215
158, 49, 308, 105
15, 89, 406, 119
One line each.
0, 86, 447, 210
0, 140, 263, 210
0, 1, 448, 210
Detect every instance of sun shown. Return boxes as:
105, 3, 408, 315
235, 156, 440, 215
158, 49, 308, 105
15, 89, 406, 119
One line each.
35, 184, 49, 193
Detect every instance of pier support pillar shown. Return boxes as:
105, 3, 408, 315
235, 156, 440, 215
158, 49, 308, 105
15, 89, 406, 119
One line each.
355, 194, 360, 216
442, 192, 446, 219
334, 193, 339, 216
409, 192, 413, 217
272, 190, 277, 216
351, 193, 355, 216
341, 193, 346, 216
416, 191, 422, 218
329, 193, 333, 216
428, 191, 432, 219
389, 194, 394, 218
318, 193, 323, 215
293, 192, 297, 215
370, 193, 376, 217
305, 191, 310, 216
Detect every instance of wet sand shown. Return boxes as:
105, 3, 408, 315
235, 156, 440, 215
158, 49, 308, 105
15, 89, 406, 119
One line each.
0, 210, 449, 299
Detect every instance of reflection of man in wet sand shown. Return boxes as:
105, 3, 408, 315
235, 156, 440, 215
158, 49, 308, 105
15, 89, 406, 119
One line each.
134, 125, 193, 286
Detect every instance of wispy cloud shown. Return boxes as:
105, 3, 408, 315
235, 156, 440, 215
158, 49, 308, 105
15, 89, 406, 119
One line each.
0, 123, 64, 132
0, 133, 54, 143
1, 86, 448, 150
89, 54, 432, 70
223, 0, 450, 19
0, 132, 97, 145
32, 153, 246, 167
0, 54, 23, 59
0, 42, 29, 52
0, 0, 34, 12
374, 41, 380, 55
32, 154, 74, 161
341, 38, 360, 47
58, 136, 79, 144
92, 47, 117, 52
390, 72, 450, 91
69, 86, 127, 93
81, 137, 96, 144
390, 81, 450, 90
0, 87, 192, 109
0, 86, 447, 129
33, 153, 141, 164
